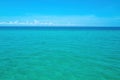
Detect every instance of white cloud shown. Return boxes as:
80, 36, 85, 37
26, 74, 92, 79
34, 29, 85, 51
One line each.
0, 15, 120, 26
0, 20, 54, 26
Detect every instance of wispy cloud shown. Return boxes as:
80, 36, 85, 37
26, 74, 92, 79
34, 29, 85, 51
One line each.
0, 15, 120, 26
0, 19, 54, 26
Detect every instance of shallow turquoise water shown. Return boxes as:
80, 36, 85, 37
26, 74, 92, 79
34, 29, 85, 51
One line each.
0, 29, 120, 80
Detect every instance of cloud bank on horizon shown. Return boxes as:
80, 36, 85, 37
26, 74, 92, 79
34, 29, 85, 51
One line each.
0, 0, 120, 26
0, 15, 120, 26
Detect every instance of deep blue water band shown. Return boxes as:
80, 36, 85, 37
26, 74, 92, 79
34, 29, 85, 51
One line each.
0, 26, 120, 30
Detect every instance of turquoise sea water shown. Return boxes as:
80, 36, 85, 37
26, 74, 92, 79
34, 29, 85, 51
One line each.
0, 28, 120, 80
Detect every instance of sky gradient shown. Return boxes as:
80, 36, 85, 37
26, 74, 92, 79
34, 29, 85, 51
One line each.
0, 0, 120, 26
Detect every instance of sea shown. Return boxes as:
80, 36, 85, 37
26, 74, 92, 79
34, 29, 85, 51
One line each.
0, 26, 120, 80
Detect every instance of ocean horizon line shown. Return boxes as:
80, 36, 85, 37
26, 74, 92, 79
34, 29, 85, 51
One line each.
0, 26, 120, 30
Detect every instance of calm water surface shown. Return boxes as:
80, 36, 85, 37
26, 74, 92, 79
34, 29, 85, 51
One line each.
0, 28, 120, 80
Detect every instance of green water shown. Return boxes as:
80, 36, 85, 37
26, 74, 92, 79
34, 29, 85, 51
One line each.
0, 30, 120, 80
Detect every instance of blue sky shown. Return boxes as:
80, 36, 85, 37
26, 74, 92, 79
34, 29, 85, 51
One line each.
0, 0, 120, 26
